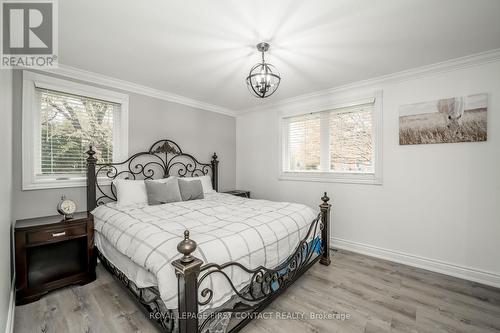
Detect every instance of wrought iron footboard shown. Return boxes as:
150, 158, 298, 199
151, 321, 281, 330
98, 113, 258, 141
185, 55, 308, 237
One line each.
172, 193, 332, 333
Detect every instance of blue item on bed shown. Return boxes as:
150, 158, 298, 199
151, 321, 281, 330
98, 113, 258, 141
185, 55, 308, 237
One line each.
270, 236, 322, 291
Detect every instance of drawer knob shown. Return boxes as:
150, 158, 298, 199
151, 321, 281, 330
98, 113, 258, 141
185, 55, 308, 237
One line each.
52, 231, 66, 237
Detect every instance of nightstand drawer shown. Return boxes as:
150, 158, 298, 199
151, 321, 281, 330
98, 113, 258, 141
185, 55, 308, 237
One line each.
27, 224, 87, 245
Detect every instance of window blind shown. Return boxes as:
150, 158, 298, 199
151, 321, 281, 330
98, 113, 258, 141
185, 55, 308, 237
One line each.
35, 87, 119, 177
329, 104, 373, 172
285, 113, 321, 171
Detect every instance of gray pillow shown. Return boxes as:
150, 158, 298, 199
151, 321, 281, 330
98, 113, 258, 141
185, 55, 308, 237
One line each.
144, 178, 182, 205
178, 179, 204, 201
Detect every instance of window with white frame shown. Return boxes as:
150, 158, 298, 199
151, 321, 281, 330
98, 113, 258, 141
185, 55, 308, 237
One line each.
22, 72, 129, 190
280, 93, 382, 184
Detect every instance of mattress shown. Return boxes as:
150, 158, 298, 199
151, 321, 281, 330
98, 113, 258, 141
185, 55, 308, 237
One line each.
92, 192, 319, 310
95, 230, 157, 288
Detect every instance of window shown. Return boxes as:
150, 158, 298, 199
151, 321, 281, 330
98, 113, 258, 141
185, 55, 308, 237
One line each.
287, 113, 321, 171
23, 72, 129, 190
280, 93, 382, 184
329, 105, 373, 173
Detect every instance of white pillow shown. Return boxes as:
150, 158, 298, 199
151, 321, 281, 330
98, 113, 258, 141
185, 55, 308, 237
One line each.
114, 179, 148, 207
180, 175, 215, 194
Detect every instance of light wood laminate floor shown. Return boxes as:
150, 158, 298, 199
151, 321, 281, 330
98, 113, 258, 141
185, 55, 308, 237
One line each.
15, 250, 500, 333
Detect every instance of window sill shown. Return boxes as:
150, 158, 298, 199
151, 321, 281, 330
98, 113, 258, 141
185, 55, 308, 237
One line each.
279, 171, 382, 185
23, 177, 112, 191
23, 179, 86, 191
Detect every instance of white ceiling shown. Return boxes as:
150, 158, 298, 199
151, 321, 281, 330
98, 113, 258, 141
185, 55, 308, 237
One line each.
59, 0, 500, 112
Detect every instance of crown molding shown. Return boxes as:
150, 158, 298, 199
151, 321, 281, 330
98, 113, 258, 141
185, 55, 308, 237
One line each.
239, 48, 500, 115
36, 48, 500, 117
38, 64, 236, 117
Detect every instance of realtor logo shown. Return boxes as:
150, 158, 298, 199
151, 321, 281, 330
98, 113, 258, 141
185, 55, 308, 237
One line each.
1, 0, 58, 68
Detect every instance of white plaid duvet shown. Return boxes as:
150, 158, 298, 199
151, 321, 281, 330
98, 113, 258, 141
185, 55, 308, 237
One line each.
92, 193, 319, 309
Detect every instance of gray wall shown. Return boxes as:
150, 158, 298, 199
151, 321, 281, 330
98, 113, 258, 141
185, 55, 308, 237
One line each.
236, 60, 500, 286
12, 70, 236, 220
0, 69, 13, 333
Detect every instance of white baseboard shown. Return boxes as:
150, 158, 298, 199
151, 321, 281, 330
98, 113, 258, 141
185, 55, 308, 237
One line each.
5, 276, 15, 333
331, 237, 500, 289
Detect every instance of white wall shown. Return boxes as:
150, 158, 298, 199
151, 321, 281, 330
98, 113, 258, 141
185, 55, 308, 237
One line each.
0, 69, 14, 333
236, 60, 500, 286
12, 70, 236, 220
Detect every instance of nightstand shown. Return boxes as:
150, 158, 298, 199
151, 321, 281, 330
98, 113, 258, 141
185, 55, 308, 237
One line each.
223, 190, 251, 198
15, 212, 96, 305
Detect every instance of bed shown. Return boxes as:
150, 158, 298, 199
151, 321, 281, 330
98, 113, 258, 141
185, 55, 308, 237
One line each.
85, 139, 331, 333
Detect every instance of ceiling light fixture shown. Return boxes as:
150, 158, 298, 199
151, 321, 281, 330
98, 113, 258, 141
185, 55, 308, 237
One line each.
246, 42, 281, 98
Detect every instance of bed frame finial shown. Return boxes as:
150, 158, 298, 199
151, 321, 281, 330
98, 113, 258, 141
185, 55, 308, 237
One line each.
321, 192, 329, 204
177, 230, 198, 263
86, 144, 97, 161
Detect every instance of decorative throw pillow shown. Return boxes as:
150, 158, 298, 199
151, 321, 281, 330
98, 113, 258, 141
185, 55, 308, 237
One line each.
178, 179, 204, 201
114, 179, 148, 207
180, 175, 215, 194
144, 178, 182, 205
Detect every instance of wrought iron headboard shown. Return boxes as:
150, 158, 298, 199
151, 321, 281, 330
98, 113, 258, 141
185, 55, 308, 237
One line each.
85, 139, 219, 211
